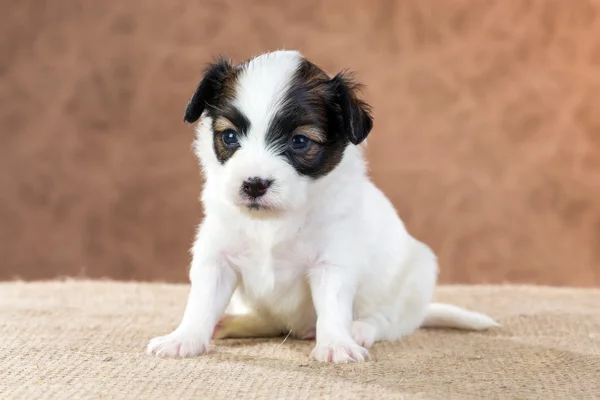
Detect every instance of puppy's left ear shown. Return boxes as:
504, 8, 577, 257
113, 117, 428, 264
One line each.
327, 71, 373, 145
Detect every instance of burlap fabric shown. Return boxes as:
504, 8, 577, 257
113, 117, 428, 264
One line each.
1, 281, 599, 399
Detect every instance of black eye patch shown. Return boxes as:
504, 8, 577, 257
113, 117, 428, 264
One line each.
264, 63, 349, 179
208, 105, 251, 164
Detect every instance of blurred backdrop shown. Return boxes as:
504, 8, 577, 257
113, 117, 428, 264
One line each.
1, 1, 599, 286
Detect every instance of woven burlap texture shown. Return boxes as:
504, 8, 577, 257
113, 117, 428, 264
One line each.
1, 281, 599, 399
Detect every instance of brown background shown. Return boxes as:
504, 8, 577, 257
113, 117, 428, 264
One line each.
1, 1, 599, 286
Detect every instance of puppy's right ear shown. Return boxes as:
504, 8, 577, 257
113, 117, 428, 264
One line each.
183, 56, 233, 124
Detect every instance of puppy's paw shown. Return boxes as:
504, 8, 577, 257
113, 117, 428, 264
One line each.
147, 330, 209, 358
310, 340, 371, 363
351, 320, 377, 349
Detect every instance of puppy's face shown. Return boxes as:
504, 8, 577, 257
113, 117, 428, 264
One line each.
185, 51, 373, 214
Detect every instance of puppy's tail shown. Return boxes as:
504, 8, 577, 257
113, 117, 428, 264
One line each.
421, 303, 499, 331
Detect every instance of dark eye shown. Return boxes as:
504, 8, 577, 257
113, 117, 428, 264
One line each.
221, 130, 239, 146
290, 135, 310, 151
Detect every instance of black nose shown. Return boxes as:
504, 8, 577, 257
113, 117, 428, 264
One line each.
241, 177, 272, 198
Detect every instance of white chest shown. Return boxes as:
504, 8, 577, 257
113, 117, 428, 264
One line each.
224, 228, 317, 325
228, 237, 306, 293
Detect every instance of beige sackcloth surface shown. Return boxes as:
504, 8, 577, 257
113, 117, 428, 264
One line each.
1, 281, 599, 399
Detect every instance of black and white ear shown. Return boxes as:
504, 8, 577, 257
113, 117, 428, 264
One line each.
183, 56, 233, 124
327, 71, 374, 145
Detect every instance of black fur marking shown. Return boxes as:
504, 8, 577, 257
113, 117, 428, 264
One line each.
183, 54, 373, 172
328, 71, 374, 145
211, 104, 251, 135
183, 56, 252, 164
210, 105, 251, 164
183, 56, 235, 124
265, 59, 374, 179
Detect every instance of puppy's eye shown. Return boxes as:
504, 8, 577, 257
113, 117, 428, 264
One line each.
221, 129, 239, 146
290, 135, 310, 151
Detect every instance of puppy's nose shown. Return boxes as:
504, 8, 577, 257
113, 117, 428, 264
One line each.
241, 177, 272, 198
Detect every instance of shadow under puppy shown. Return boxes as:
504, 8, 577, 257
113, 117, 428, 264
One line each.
147, 50, 498, 363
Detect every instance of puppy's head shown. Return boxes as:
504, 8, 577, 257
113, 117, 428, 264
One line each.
186, 50, 373, 214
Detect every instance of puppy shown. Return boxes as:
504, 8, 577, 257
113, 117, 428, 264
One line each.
147, 50, 498, 363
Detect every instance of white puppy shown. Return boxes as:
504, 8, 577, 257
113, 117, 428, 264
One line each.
147, 50, 498, 363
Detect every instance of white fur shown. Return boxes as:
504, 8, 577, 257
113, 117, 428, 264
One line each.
147, 50, 499, 363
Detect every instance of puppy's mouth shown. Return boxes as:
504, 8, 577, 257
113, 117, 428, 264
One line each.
246, 202, 270, 211
234, 197, 273, 212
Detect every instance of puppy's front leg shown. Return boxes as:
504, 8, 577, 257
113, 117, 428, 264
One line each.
309, 264, 370, 363
147, 248, 237, 358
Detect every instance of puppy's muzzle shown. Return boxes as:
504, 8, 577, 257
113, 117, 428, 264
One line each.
241, 177, 273, 199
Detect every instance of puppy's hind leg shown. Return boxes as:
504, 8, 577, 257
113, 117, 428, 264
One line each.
213, 291, 284, 339
213, 313, 284, 339
352, 240, 439, 348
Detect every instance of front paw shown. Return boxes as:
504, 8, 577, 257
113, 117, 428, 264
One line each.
310, 340, 371, 363
147, 329, 209, 358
